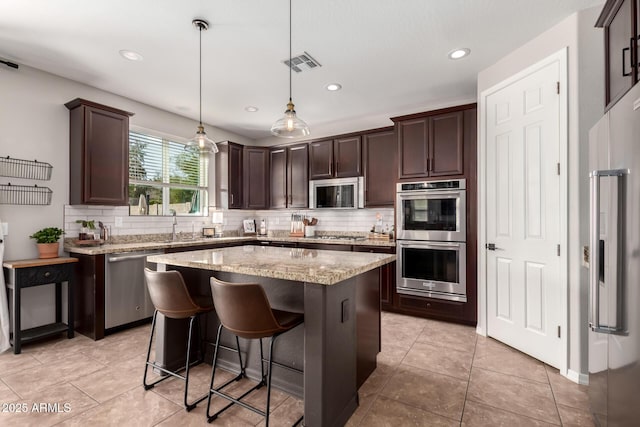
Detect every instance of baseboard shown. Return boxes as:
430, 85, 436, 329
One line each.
565, 369, 589, 385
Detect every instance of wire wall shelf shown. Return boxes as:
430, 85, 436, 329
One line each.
0, 183, 53, 205
0, 156, 53, 181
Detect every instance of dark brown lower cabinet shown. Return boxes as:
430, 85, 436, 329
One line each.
352, 246, 396, 311
394, 294, 468, 324
71, 253, 105, 340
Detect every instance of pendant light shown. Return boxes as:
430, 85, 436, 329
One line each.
186, 19, 218, 154
270, 0, 310, 138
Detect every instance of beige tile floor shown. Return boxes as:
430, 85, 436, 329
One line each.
0, 312, 593, 426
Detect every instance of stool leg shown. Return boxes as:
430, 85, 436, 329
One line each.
256, 338, 265, 389
235, 335, 245, 378
143, 311, 158, 390
265, 335, 278, 427
206, 324, 224, 421
184, 315, 197, 411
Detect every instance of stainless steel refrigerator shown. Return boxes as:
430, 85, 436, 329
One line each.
588, 82, 640, 427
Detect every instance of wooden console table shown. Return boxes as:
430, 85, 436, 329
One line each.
2, 257, 78, 354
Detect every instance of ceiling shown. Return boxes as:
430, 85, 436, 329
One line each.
0, 0, 602, 141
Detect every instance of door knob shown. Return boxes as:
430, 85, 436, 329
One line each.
486, 243, 501, 251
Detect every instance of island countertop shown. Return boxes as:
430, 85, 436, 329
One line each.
147, 245, 395, 286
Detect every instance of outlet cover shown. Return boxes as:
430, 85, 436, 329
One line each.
1, 222, 7, 235
114, 217, 123, 227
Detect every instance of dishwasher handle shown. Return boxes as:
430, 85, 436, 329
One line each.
107, 252, 160, 263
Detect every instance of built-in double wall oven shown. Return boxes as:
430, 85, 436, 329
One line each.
396, 179, 467, 302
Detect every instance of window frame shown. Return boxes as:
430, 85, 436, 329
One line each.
128, 128, 209, 217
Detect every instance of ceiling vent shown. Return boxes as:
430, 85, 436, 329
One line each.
283, 51, 322, 73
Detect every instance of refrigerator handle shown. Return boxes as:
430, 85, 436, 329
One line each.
589, 169, 628, 335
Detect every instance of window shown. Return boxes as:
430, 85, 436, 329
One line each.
128, 131, 208, 216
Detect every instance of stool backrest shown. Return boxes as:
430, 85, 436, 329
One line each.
210, 277, 284, 339
144, 268, 201, 319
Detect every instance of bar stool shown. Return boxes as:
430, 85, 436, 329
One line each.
143, 268, 219, 411
206, 277, 304, 426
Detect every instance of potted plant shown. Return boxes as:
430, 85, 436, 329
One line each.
29, 227, 64, 259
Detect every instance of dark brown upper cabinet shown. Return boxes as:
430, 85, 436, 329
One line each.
243, 147, 269, 209
597, 0, 639, 109
309, 136, 362, 179
362, 128, 396, 207
269, 144, 308, 208
65, 98, 133, 206
395, 108, 465, 180
228, 142, 244, 208
212, 142, 243, 209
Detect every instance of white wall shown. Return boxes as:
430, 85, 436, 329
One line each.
0, 65, 252, 329
476, 6, 603, 381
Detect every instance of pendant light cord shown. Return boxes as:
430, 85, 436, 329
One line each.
199, 24, 203, 126
289, 0, 292, 103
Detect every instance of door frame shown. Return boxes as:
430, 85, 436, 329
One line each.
477, 48, 569, 375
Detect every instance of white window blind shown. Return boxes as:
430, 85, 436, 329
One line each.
128, 131, 208, 216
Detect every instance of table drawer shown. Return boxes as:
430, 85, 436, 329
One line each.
17, 265, 71, 287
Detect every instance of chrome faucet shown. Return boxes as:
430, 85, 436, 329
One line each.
171, 211, 178, 241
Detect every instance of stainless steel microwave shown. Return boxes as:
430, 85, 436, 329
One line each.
309, 177, 364, 209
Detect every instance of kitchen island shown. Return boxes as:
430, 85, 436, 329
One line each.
147, 245, 395, 427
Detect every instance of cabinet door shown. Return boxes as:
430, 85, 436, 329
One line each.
353, 245, 396, 309
605, 0, 635, 107
287, 144, 309, 208
363, 130, 396, 207
429, 111, 464, 177
269, 148, 287, 209
334, 136, 362, 177
228, 143, 243, 208
243, 147, 269, 209
81, 106, 130, 205
309, 139, 333, 179
397, 118, 429, 179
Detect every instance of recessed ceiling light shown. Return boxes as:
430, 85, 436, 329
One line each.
448, 48, 470, 60
245, 106, 259, 112
119, 50, 144, 61
325, 83, 342, 91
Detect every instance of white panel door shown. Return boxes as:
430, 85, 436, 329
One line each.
486, 60, 562, 367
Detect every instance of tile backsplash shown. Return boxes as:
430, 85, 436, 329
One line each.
64, 205, 394, 238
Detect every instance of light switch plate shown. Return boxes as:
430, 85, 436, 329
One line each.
1, 222, 7, 236
634, 97, 640, 111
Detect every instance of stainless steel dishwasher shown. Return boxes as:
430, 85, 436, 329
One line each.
105, 250, 160, 330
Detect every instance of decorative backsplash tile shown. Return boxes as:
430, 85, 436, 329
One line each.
64, 205, 394, 239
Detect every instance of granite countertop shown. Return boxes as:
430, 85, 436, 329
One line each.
147, 245, 396, 286
64, 236, 255, 255
64, 235, 395, 255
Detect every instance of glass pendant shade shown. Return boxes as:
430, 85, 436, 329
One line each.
187, 124, 218, 153
270, 101, 310, 138
186, 18, 218, 155
271, 0, 309, 138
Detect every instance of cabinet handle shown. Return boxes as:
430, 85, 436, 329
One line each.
427, 158, 432, 172
622, 38, 633, 77
44, 271, 51, 277
231, 194, 234, 205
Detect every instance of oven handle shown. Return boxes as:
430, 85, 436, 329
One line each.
398, 241, 462, 249
397, 190, 463, 200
